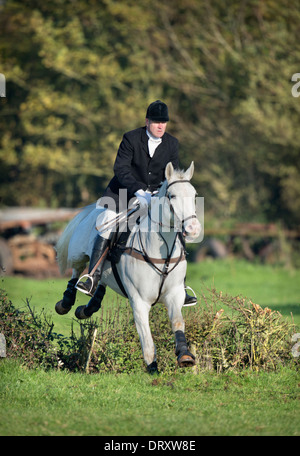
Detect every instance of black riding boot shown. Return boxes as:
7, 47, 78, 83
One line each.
76, 235, 109, 296
179, 235, 197, 306
184, 289, 197, 306
184, 279, 197, 306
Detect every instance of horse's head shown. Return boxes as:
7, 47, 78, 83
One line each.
163, 161, 202, 242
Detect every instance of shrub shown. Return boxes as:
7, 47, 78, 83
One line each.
184, 288, 298, 372
0, 289, 61, 369
0, 289, 80, 370
0, 287, 298, 373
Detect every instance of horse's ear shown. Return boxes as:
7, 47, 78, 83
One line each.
184, 161, 194, 181
165, 162, 174, 181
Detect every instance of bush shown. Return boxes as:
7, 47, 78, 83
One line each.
0, 288, 298, 373
0, 288, 85, 371
184, 288, 298, 372
0, 289, 64, 369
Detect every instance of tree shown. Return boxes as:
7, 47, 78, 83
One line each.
0, 0, 160, 206
146, 0, 300, 226
0, 0, 299, 228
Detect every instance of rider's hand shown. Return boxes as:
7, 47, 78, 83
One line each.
134, 189, 151, 209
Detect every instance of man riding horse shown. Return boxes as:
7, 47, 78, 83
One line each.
76, 100, 196, 306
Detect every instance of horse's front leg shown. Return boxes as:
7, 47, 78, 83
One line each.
131, 298, 158, 374
165, 288, 195, 368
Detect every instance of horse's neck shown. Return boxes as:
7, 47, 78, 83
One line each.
132, 195, 180, 258
133, 224, 179, 260
140, 221, 178, 250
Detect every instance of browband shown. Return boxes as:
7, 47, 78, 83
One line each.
166, 179, 191, 189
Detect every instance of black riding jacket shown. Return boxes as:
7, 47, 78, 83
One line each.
101, 126, 179, 211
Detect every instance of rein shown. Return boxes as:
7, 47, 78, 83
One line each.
136, 229, 185, 306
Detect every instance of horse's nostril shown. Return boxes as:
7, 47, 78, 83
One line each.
185, 221, 197, 232
184, 219, 201, 237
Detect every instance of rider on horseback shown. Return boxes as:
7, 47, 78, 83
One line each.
76, 100, 197, 306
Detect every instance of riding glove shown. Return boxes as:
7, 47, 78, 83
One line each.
134, 189, 152, 208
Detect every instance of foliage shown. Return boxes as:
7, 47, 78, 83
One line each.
184, 288, 298, 372
0, 288, 81, 370
0, 287, 297, 374
0, 0, 299, 227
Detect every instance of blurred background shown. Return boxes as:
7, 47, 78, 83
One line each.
0, 0, 299, 275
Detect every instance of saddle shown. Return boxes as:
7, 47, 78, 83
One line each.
107, 229, 131, 264
106, 224, 134, 298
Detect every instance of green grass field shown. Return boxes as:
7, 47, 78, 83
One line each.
0, 259, 299, 436
0, 359, 299, 436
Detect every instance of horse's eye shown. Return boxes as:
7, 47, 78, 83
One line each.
169, 195, 176, 200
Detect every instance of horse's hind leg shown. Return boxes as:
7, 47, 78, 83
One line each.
75, 284, 106, 319
55, 267, 84, 315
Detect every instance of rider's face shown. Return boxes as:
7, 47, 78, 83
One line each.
146, 119, 167, 138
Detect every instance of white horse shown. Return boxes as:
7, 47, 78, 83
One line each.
55, 162, 201, 373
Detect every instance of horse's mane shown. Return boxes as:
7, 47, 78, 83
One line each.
171, 168, 189, 180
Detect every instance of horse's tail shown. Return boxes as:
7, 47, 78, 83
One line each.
56, 203, 96, 274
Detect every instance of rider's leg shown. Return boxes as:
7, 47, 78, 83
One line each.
76, 208, 116, 295
76, 235, 109, 295
178, 233, 197, 306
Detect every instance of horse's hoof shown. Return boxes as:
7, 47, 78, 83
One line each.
55, 300, 71, 315
75, 305, 90, 320
177, 353, 196, 368
147, 361, 159, 375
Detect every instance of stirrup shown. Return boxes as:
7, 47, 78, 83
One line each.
75, 274, 95, 296
183, 286, 197, 307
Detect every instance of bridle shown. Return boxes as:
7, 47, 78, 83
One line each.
151, 179, 197, 231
